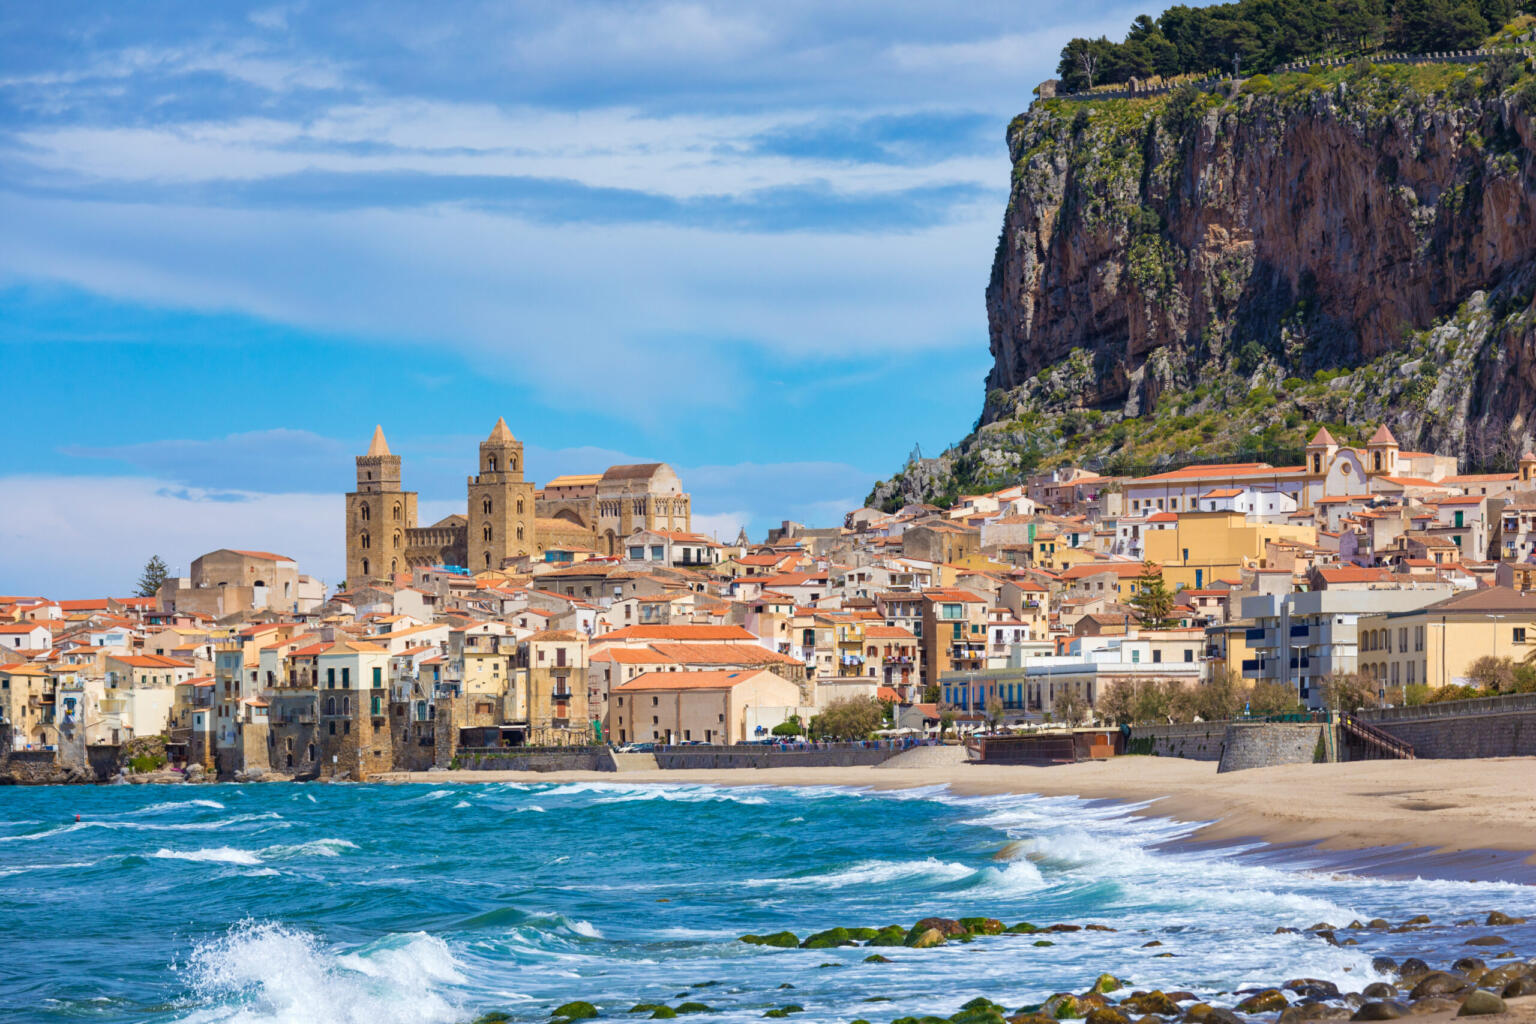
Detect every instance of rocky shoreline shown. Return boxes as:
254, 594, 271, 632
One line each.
465, 911, 1536, 1024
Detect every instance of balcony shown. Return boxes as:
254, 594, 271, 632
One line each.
1240, 659, 1262, 672
1289, 625, 1310, 638
551, 689, 576, 701
1244, 628, 1267, 642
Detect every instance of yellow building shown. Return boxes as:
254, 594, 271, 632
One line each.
1142, 510, 1316, 592
1356, 587, 1536, 690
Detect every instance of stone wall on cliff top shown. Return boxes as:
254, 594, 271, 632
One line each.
871, 61, 1536, 509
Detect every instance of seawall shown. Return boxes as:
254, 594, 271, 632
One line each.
1357, 694, 1536, 759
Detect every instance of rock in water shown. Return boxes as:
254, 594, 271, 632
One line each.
553, 1003, 598, 1021
1235, 990, 1287, 1014
1351, 1003, 1408, 1021
908, 928, 947, 949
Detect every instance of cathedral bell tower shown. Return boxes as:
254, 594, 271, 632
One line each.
467, 418, 536, 571
346, 426, 418, 585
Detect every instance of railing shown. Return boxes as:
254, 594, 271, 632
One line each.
1340, 713, 1415, 759
1357, 691, 1536, 722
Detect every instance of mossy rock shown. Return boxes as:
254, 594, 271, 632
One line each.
630, 1006, 665, 1015
675, 1004, 713, 1014
952, 1010, 1007, 1024
1007, 923, 1039, 934
1042, 995, 1083, 1019
960, 917, 1007, 936
847, 927, 881, 941
554, 1003, 599, 1021
651, 1010, 678, 1020
1085, 1010, 1128, 1024
1033, 940, 1055, 947
741, 932, 799, 948
1008, 1015, 1057, 1024
864, 954, 893, 963
911, 917, 967, 938
1090, 976, 1124, 996
1122, 992, 1178, 1016
765, 1012, 790, 1020
868, 926, 909, 947
908, 927, 947, 949
474, 1015, 513, 1024
802, 927, 858, 949
865, 997, 894, 1003
1182, 1004, 1215, 1022
1235, 990, 1288, 1014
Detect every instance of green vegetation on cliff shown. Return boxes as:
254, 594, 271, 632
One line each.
1056, 0, 1523, 91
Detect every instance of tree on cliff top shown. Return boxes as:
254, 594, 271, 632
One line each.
1055, 0, 1516, 91
135, 555, 169, 598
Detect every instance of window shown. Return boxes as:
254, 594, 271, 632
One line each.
341, 668, 350, 687
1131, 650, 1140, 663
1182, 548, 1189, 561
326, 697, 336, 715
328, 721, 336, 735
327, 668, 336, 688
1516, 627, 1528, 644
1152, 650, 1162, 663
1414, 626, 1424, 652
651, 545, 663, 560
652, 696, 659, 706
629, 546, 645, 559
483, 498, 493, 514
360, 532, 370, 549
372, 666, 382, 687
1183, 649, 1194, 663
360, 504, 370, 521
516, 525, 524, 541
483, 524, 493, 541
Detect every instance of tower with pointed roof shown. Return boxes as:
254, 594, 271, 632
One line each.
1365, 423, 1399, 477
1305, 426, 1338, 476
467, 417, 536, 571
346, 425, 418, 585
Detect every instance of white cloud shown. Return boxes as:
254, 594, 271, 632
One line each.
0, 191, 995, 419
0, 475, 342, 597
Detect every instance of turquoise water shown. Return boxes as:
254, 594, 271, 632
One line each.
3, 781, 1534, 1024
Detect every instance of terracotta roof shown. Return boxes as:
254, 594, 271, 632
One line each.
614, 669, 775, 691
1368, 424, 1398, 446
648, 642, 800, 666
1308, 426, 1338, 446
229, 550, 293, 561
594, 625, 757, 642
864, 625, 918, 640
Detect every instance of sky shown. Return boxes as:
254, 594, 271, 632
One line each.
0, 0, 1153, 597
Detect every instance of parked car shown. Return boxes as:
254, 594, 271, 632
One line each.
616, 742, 655, 753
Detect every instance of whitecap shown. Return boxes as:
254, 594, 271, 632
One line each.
452, 801, 471, 809
138, 799, 226, 814
183, 921, 465, 1024
262, 839, 359, 859
745, 857, 975, 889
152, 847, 262, 866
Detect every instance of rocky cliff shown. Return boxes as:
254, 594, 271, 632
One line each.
870, 59, 1536, 509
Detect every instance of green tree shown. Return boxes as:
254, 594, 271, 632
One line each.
135, 555, 169, 598
1098, 679, 1137, 724
1316, 672, 1376, 712
1052, 688, 1089, 726
938, 710, 956, 739
1466, 655, 1517, 692
808, 697, 885, 741
1245, 681, 1301, 716
1130, 561, 1178, 629
771, 715, 803, 738
1194, 671, 1243, 721
984, 696, 1006, 731
922, 684, 941, 704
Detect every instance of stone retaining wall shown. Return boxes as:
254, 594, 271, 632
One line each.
1217, 723, 1326, 773
1356, 694, 1536, 759
1126, 722, 1228, 761
453, 747, 615, 772
654, 747, 902, 770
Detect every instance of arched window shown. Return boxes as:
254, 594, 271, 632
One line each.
306, 743, 315, 761
361, 558, 370, 576
343, 697, 351, 716
516, 498, 524, 514
360, 532, 370, 549
360, 504, 370, 521
484, 552, 491, 568
516, 525, 524, 541
325, 697, 336, 715
488, 456, 498, 472
511, 455, 518, 472
390, 558, 398, 572
482, 498, 492, 515
392, 503, 401, 521
483, 524, 493, 541
393, 531, 401, 549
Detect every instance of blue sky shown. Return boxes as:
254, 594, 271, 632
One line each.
0, 0, 1151, 596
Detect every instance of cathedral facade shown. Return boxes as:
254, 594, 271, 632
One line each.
344, 420, 692, 584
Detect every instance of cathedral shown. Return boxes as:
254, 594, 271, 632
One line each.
344, 420, 692, 583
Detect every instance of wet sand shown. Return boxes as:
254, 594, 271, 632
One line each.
376, 755, 1536, 870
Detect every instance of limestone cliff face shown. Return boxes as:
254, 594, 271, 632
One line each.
869, 65, 1536, 511
987, 67, 1536, 453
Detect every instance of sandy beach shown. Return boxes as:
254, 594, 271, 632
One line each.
377, 754, 1536, 865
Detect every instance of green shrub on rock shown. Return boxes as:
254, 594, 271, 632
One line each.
740, 932, 800, 948
801, 927, 857, 949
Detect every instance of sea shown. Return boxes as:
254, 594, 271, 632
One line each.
2, 781, 1534, 1024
